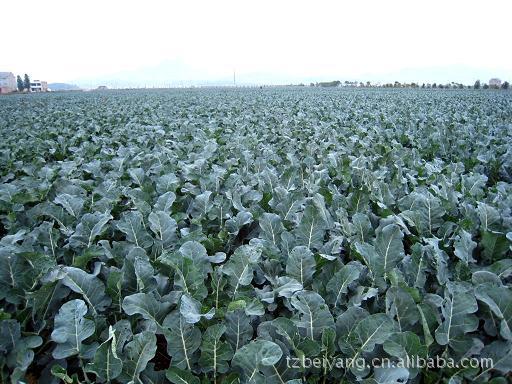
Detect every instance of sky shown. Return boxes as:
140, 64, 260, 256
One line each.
2, 0, 511, 87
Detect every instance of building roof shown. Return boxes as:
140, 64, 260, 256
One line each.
0, 72, 15, 77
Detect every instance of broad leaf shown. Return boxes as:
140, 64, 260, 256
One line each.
60, 266, 111, 315
232, 339, 283, 383
290, 290, 334, 341
68, 212, 112, 249
199, 324, 233, 376
435, 282, 478, 353
355, 224, 404, 288
325, 261, 364, 308
86, 326, 123, 381
121, 331, 157, 384
163, 311, 202, 370
286, 246, 316, 287
475, 284, 512, 341
116, 211, 153, 248
51, 299, 96, 359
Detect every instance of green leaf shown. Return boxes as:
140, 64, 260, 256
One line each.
294, 204, 327, 250
60, 266, 111, 315
68, 211, 112, 248
191, 190, 213, 218
355, 224, 404, 288
51, 364, 78, 384
399, 190, 445, 236
86, 326, 122, 381
225, 211, 253, 236
29, 221, 60, 258
259, 213, 285, 248
159, 252, 208, 300
417, 304, 434, 347
223, 244, 262, 298
474, 341, 512, 380
122, 292, 171, 331
272, 317, 302, 355
232, 339, 282, 382
180, 294, 215, 324
121, 331, 157, 384
116, 211, 153, 248
453, 229, 477, 264
364, 366, 410, 384
481, 231, 509, 262
383, 332, 427, 378
0, 249, 33, 304
128, 167, 146, 186
286, 246, 316, 287
199, 324, 233, 375
325, 261, 364, 308
54, 193, 84, 218
401, 243, 427, 289
165, 367, 200, 384
290, 290, 334, 341
339, 313, 395, 362
385, 287, 419, 332
475, 284, 512, 341
51, 299, 96, 359
351, 212, 373, 243
423, 238, 450, 285
477, 202, 501, 232
178, 241, 211, 273
154, 191, 176, 212
0, 320, 42, 375
163, 311, 202, 370
156, 173, 179, 194
225, 309, 253, 352
149, 210, 178, 249
435, 282, 478, 353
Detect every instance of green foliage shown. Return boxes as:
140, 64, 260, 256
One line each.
23, 74, 30, 91
16, 75, 24, 92
0, 88, 511, 383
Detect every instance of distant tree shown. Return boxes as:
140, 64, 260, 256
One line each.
366, 81, 371, 87
439, 84, 444, 89
23, 74, 31, 91
432, 83, 437, 88
483, 83, 489, 89
17, 75, 24, 91
421, 83, 425, 88
502, 81, 509, 90
474, 80, 481, 89
309, 83, 315, 87
318, 80, 341, 88
394, 81, 401, 88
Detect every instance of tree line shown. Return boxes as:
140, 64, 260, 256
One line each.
307, 80, 510, 89
16, 74, 31, 92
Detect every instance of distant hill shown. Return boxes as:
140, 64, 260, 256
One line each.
48, 83, 81, 91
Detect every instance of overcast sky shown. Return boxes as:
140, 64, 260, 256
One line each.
3, 0, 511, 86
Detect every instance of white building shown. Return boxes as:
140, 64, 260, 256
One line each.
0, 72, 16, 94
489, 78, 502, 88
30, 80, 48, 92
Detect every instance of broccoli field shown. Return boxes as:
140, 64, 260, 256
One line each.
1, 88, 512, 384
